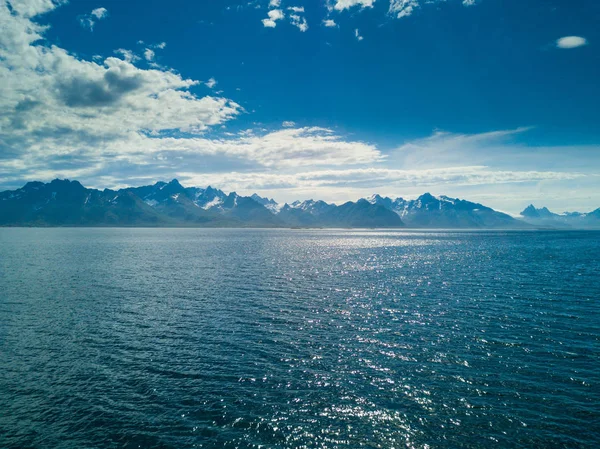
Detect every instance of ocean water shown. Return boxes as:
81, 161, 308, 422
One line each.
0, 229, 598, 449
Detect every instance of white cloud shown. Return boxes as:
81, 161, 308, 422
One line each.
5, 0, 57, 17
174, 166, 590, 207
205, 77, 218, 88
262, 8, 285, 27
323, 19, 337, 27
392, 127, 534, 168
389, 0, 418, 18
143, 48, 155, 61
78, 6, 109, 30
114, 48, 140, 62
150, 127, 383, 167
334, 0, 375, 11
268, 8, 285, 20
262, 6, 308, 32
290, 13, 308, 31
269, 0, 281, 6
355, 29, 363, 41
0, 0, 241, 181
282, 121, 296, 127
388, 0, 478, 19
556, 36, 588, 49
91, 7, 108, 19
154, 42, 167, 49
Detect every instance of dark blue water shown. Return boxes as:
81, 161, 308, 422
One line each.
0, 229, 598, 448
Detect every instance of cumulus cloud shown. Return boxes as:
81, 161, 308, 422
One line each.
323, 19, 337, 27
389, 0, 419, 18
91, 7, 108, 19
0, 0, 382, 184
355, 29, 363, 41
556, 36, 588, 49
282, 120, 296, 127
290, 13, 308, 31
113, 48, 140, 62
78, 6, 109, 30
0, 0, 241, 178
261, 5, 308, 31
333, 0, 375, 11
262, 8, 285, 27
205, 77, 218, 88
143, 48, 155, 61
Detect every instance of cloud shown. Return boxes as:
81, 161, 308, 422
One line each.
78, 6, 109, 31
290, 13, 308, 31
389, 0, 419, 18
333, 0, 375, 11
355, 29, 363, 41
0, 0, 241, 180
151, 127, 383, 167
261, 6, 308, 32
556, 36, 588, 49
143, 48, 155, 61
173, 166, 589, 205
114, 48, 140, 63
91, 7, 108, 19
282, 121, 296, 127
262, 8, 285, 27
205, 77, 218, 88
388, 0, 479, 19
323, 19, 337, 27
269, 0, 281, 6
392, 127, 534, 168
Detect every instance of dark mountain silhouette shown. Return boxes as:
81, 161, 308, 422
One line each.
2, 179, 594, 228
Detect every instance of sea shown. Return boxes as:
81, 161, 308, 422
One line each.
0, 228, 598, 448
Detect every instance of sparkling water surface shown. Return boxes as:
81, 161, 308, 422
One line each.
0, 229, 598, 448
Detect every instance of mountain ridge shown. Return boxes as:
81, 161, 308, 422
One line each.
0, 179, 596, 228
518, 204, 600, 229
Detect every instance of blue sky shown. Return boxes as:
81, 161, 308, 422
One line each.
1, 0, 599, 213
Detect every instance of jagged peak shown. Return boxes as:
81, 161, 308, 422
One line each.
418, 192, 437, 200
251, 193, 277, 206
204, 185, 222, 195
366, 193, 383, 203
22, 181, 44, 189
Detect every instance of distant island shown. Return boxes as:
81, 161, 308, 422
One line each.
1, 179, 599, 229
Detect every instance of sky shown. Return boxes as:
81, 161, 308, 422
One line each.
0, 0, 599, 214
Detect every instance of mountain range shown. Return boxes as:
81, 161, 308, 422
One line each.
0, 179, 598, 229
519, 204, 600, 229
